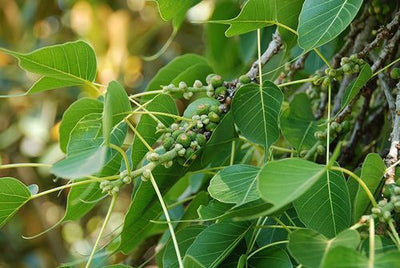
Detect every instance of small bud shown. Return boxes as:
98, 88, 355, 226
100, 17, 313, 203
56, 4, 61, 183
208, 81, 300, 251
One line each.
208, 111, 220, 123
197, 122, 204, 128
170, 123, 179, 130
342, 63, 352, 74
202, 118, 210, 125
183, 92, 194, 100
371, 207, 381, 215
196, 134, 207, 146
179, 81, 187, 90
178, 148, 186, 157
176, 133, 192, 147
194, 80, 203, 88
111, 186, 120, 194
119, 170, 128, 179
340, 57, 350, 66
174, 143, 183, 151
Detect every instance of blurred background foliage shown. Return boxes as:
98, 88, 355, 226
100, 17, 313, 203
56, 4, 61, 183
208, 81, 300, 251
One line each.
0, 0, 259, 267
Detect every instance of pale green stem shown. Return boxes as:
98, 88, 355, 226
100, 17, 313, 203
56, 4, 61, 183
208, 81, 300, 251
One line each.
278, 77, 314, 88
247, 240, 289, 260
230, 141, 236, 165
271, 145, 296, 153
0, 163, 51, 169
388, 220, 400, 248
149, 172, 183, 268
108, 143, 131, 176
129, 89, 164, 99
326, 83, 332, 165
85, 193, 117, 268
125, 119, 154, 152
369, 217, 375, 268
273, 216, 292, 233
130, 111, 192, 122
255, 225, 304, 230
330, 166, 378, 207
314, 48, 332, 69
373, 57, 400, 77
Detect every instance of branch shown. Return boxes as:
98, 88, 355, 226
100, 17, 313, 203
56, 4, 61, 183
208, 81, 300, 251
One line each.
378, 72, 396, 120
246, 30, 283, 80
358, 10, 400, 59
384, 82, 400, 184
372, 29, 400, 72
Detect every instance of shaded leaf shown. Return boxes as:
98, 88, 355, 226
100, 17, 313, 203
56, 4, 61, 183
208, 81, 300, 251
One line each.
298, 0, 363, 51
248, 246, 293, 268
294, 169, 351, 238
232, 82, 283, 151
353, 153, 385, 221
0, 177, 31, 227
163, 225, 206, 268
341, 64, 372, 109
183, 221, 252, 268
281, 93, 323, 152
289, 229, 359, 268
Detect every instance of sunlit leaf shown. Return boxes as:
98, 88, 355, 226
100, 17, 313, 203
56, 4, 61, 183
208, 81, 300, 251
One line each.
298, 0, 363, 51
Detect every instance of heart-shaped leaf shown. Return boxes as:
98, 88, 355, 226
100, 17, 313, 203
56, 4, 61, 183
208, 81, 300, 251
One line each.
232, 82, 283, 151
208, 164, 260, 206
0, 177, 31, 227
288, 229, 360, 268
294, 169, 351, 238
298, 0, 363, 51
258, 158, 325, 210
1, 41, 97, 94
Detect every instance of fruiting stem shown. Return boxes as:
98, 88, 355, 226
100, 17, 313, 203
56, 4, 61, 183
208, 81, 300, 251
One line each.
326, 83, 332, 165
85, 193, 117, 268
149, 172, 183, 268
369, 217, 375, 268
0, 163, 51, 169
373, 56, 400, 77
30, 175, 119, 200
129, 111, 192, 122
330, 166, 378, 208
278, 77, 314, 88
129, 90, 164, 99
314, 48, 332, 69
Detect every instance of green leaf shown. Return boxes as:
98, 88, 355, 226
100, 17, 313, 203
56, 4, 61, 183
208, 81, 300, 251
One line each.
322, 247, 400, 268
119, 163, 187, 253
163, 225, 206, 268
288, 229, 360, 268
0, 177, 31, 227
297, 0, 363, 51
341, 64, 373, 109
1, 40, 97, 93
59, 98, 103, 153
208, 164, 260, 206
293, 169, 351, 238
144, 54, 208, 96
215, 0, 303, 41
131, 94, 177, 169
52, 113, 127, 179
183, 221, 252, 268
353, 153, 386, 221
361, 235, 397, 257
103, 81, 131, 145
248, 246, 293, 268
63, 181, 104, 222
183, 97, 220, 119
280, 93, 323, 152
232, 82, 283, 151
155, 0, 200, 28
258, 158, 325, 211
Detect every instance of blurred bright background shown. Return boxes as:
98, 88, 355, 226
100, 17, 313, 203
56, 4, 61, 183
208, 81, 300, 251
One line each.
0, 0, 226, 267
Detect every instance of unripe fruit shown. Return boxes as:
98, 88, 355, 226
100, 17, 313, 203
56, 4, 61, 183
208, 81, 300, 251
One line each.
353, 64, 360, 73
239, 74, 251, 84
342, 63, 352, 74
383, 183, 397, 199
147, 152, 160, 161
206, 73, 217, 84
215, 86, 227, 96
196, 103, 210, 115
205, 122, 217, 131
172, 130, 185, 139
321, 77, 331, 89
170, 123, 179, 130
174, 143, 183, 151
328, 69, 337, 77
208, 111, 220, 123
372, 207, 381, 215
340, 57, 350, 66
390, 68, 400, 79
330, 121, 342, 133
185, 148, 195, 159
209, 105, 222, 115
178, 148, 186, 157
341, 121, 350, 132
176, 133, 191, 147
196, 134, 207, 146
179, 81, 187, 90
317, 145, 326, 155
314, 131, 326, 140
312, 75, 322, 85
383, 211, 392, 221
210, 75, 223, 88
